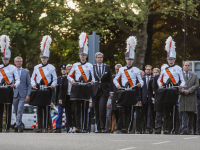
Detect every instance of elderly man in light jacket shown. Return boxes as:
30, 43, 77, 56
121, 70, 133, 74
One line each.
179, 61, 199, 135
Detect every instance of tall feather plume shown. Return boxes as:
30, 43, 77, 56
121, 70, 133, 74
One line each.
79, 32, 88, 48
0, 35, 10, 53
165, 36, 175, 52
126, 36, 137, 52
40, 35, 52, 52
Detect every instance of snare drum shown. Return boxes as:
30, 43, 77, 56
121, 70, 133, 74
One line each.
70, 83, 91, 100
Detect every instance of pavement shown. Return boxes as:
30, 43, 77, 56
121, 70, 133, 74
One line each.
0, 132, 200, 150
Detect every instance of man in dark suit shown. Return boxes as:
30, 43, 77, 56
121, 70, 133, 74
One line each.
54, 64, 74, 133
92, 52, 113, 133
13, 56, 31, 132
142, 65, 153, 134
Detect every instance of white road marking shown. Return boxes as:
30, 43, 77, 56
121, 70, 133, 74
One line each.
110, 140, 157, 142
152, 141, 171, 145
118, 147, 137, 150
184, 137, 198, 140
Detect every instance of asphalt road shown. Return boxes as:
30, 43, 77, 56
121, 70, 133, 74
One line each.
0, 133, 200, 150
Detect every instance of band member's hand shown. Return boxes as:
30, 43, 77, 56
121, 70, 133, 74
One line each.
25, 95, 30, 103
137, 101, 142, 107
51, 103, 54, 107
89, 102, 93, 108
178, 85, 183, 90
107, 103, 111, 107
59, 100, 62, 105
91, 81, 95, 85
137, 83, 141, 87
109, 93, 113, 99
11, 84, 16, 88
159, 85, 163, 88
71, 80, 75, 84
32, 85, 36, 89
117, 85, 121, 89
183, 90, 189, 95
151, 97, 155, 103
50, 85, 55, 89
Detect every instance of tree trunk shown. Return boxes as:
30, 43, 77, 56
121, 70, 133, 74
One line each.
133, 22, 148, 70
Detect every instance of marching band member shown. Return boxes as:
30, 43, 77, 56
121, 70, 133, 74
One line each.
113, 36, 143, 134
0, 35, 20, 132
67, 32, 95, 133
157, 36, 185, 134
31, 35, 57, 133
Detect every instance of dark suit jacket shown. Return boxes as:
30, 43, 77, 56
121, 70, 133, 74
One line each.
92, 64, 113, 98
55, 76, 68, 106
153, 74, 163, 111
142, 76, 153, 104
148, 77, 154, 104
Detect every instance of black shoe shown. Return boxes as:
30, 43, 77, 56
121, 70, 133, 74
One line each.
145, 130, 152, 134
18, 129, 23, 133
195, 132, 200, 135
122, 128, 128, 133
101, 129, 106, 133
75, 129, 82, 133
163, 130, 170, 134
95, 130, 100, 133
136, 131, 141, 134
14, 126, 18, 132
170, 129, 179, 134
117, 130, 122, 134
154, 129, 161, 134
189, 131, 194, 135
44, 129, 48, 133
54, 128, 61, 133
5, 129, 10, 133
180, 131, 188, 135
36, 129, 42, 133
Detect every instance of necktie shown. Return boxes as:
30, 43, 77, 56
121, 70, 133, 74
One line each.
18, 68, 21, 78
98, 66, 101, 77
186, 73, 188, 80
147, 76, 149, 88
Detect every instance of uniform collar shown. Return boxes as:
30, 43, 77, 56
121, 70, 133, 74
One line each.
42, 63, 48, 67
3, 63, 9, 67
126, 65, 133, 70
80, 61, 87, 65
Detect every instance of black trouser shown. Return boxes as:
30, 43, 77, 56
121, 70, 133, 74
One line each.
75, 100, 89, 130
142, 103, 151, 131
65, 95, 75, 127
94, 91, 108, 130
147, 103, 156, 130
181, 111, 194, 133
117, 106, 131, 130
37, 106, 50, 130
163, 105, 179, 132
155, 111, 163, 131
128, 106, 142, 132
0, 103, 12, 130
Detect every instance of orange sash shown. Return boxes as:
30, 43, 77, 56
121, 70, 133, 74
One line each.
165, 68, 177, 85
117, 75, 121, 83
78, 65, 88, 82
124, 70, 134, 87
39, 67, 48, 85
69, 70, 75, 78
160, 74, 164, 85
0, 68, 11, 84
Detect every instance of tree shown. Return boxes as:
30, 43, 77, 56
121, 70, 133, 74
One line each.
0, 0, 70, 73
67, 0, 200, 69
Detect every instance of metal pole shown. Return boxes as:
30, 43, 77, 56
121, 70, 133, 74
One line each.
183, 0, 187, 61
